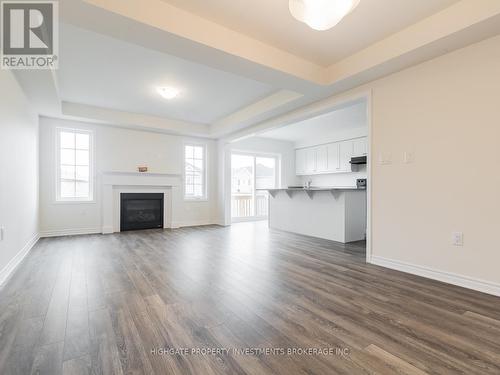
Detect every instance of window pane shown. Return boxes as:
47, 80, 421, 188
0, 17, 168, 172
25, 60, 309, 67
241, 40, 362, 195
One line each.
58, 129, 93, 201
75, 133, 89, 149
75, 182, 89, 197
60, 132, 75, 148
61, 181, 75, 198
185, 162, 194, 173
76, 150, 89, 166
194, 146, 203, 159
194, 185, 202, 197
61, 165, 75, 180
61, 149, 75, 165
185, 145, 205, 198
75, 166, 89, 182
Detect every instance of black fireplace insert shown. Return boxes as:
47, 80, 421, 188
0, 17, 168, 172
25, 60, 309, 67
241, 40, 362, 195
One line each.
120, 193, 164, 231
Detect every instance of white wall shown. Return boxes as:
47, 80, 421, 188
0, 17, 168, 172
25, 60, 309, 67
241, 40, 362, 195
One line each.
39, 117, 217, 235
294, 118, 367, 149
367, 34, 500, 291
0, 70, 39, 283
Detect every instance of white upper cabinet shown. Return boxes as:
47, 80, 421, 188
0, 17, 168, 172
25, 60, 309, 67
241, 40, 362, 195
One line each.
315, 145, 328, 172
338, 140, 353, 172
295, 136, 366, 176
295, 148, 307, 175
353, 137, 368, 156
305, 148, 317, 173
327, 143, 339, 172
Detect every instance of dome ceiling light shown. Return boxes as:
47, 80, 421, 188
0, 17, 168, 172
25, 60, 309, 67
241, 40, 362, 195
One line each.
289, 0, 360, 31
157, 86, 180, 100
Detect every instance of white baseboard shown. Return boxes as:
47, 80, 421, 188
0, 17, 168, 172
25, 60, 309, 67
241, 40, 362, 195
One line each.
0, 233, 40, 286
40, 227, 101, 238
370, 256, 500, 297
174, 220, 217, 228
101, 226, 114, 234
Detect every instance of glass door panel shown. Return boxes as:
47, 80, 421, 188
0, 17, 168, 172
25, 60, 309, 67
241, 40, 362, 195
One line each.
231, 154, 255, 219
231, 153, 278, 221
255, 157, 276, 217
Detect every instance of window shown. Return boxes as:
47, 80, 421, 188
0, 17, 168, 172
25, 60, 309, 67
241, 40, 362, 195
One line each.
56, 128, 93, 202
184, 144, 206, 200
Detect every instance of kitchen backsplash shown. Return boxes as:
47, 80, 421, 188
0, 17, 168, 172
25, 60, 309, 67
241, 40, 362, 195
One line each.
298, 166, 367, 187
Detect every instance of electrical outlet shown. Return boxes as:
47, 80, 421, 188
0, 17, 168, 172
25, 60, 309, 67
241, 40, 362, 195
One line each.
452, 232, 463, 246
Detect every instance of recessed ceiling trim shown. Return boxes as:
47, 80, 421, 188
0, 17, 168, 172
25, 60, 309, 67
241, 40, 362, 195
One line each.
222, 91, 371, 143
83, 0, 500, 88
83, 0, 324, 84
325, 0, 500, 84
210, 90, 303, 137
61, 101, 211, 137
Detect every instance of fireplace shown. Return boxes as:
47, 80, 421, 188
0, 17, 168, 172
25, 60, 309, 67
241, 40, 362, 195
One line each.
120, 193, 164, 231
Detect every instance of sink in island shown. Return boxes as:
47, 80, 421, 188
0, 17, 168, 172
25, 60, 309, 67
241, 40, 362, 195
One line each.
260, 187, 367, 243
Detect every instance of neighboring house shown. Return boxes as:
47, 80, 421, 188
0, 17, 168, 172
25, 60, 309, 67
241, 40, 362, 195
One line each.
232, 163, 275, 194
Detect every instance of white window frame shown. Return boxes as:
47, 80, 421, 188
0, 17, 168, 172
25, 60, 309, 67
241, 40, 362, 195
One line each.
183, 142, 207, 201
55, 127, 95, 203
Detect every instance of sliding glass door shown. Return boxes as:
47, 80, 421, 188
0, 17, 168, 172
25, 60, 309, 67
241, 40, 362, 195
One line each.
231, 153, 278, 221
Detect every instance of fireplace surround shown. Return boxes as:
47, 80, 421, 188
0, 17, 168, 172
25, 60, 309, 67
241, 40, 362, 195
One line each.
101, 171, 182, 234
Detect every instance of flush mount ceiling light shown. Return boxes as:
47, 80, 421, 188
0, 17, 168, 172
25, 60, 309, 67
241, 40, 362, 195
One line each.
289, 0, 360, 31
157, 86, 180, 100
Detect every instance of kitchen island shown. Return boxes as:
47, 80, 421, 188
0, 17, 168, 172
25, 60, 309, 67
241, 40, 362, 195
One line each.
263, 187, 366, 243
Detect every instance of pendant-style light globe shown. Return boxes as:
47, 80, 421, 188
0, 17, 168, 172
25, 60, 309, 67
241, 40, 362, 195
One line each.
289, 0, 360, 31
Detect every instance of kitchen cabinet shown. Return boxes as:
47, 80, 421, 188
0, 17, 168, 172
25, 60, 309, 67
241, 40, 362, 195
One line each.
295, 148, 307, 175
295, 136, 367, 176
315, 145, 328, 172
353, 137, 368, 156
338, 140, 353, 172
327, 143, 339, 171
305, 148, 316, 173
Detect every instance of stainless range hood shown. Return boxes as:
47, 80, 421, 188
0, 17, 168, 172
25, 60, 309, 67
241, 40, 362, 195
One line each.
349, 156, 367, 165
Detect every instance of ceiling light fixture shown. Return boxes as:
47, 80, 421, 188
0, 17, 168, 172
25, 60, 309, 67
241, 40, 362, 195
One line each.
157, 86, 180, 100
289, 0, 360, 31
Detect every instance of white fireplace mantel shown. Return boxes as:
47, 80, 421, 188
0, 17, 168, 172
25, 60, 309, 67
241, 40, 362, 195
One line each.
101, 171, 182, 234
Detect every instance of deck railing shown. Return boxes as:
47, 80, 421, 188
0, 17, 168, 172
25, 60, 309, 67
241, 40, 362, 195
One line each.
231, 192, 268, 218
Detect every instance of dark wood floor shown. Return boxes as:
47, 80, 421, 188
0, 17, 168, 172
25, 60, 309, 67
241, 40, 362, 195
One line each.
1, 222, 500, 375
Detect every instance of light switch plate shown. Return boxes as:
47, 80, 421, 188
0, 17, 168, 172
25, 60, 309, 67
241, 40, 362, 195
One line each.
378, 152, 392, 165
452, 232, 463, 246
403, 151, 415, 164
0, 226, 4, 241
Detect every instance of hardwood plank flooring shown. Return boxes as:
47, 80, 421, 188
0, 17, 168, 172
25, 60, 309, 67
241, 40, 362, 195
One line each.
1, 222, 500, 374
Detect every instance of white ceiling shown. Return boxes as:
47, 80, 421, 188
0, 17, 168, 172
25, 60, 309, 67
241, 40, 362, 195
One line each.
260, 101, 366, 143
57, 23, 276, 125
163, 0, 459, 66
